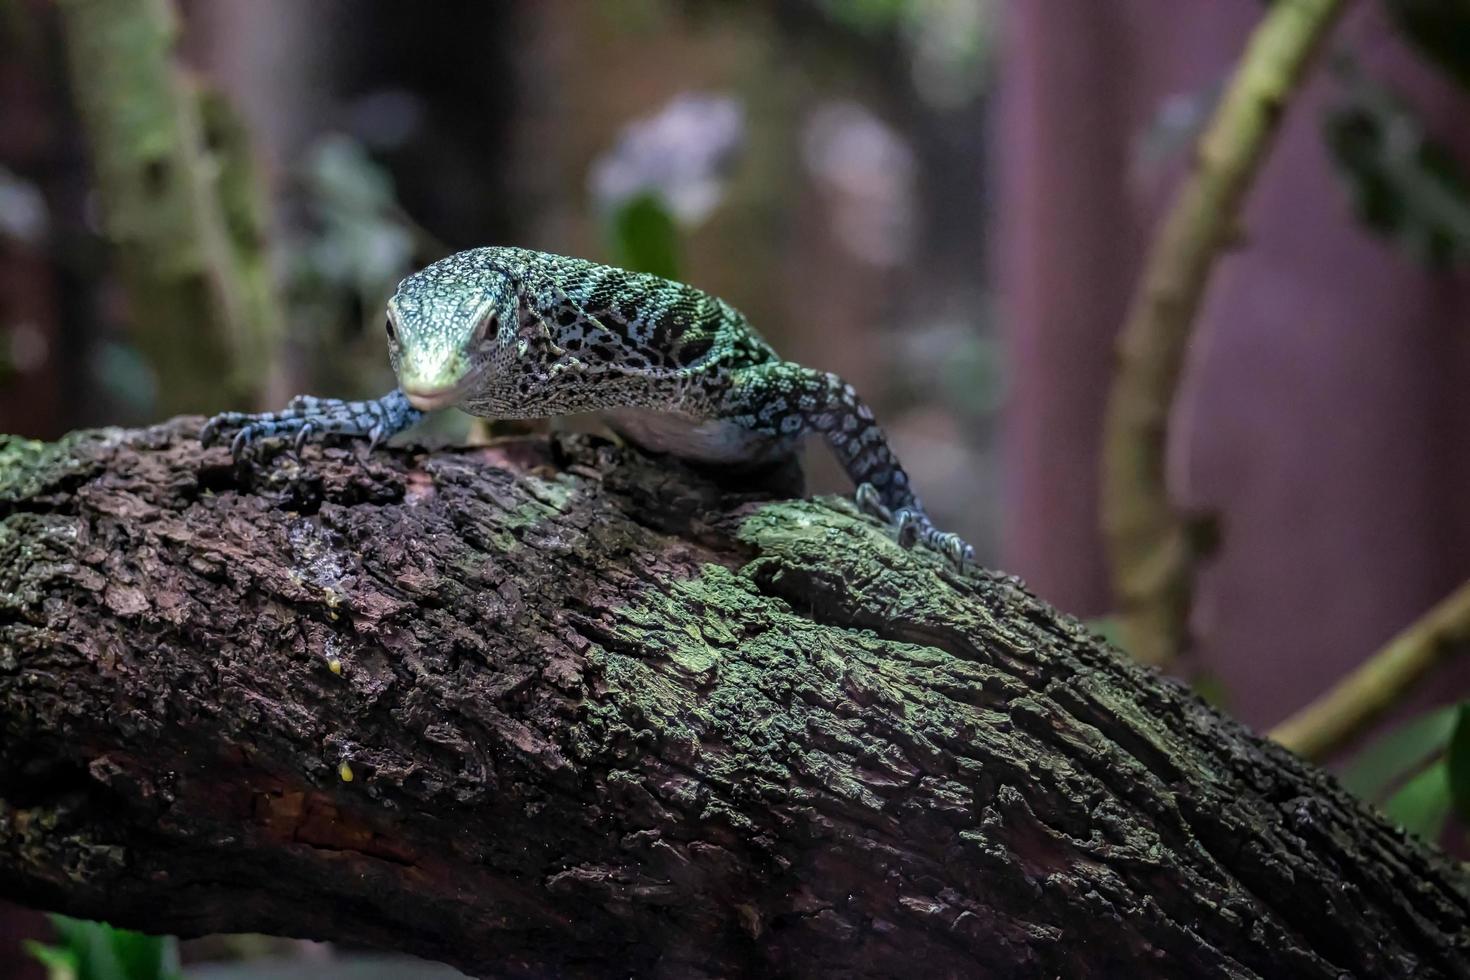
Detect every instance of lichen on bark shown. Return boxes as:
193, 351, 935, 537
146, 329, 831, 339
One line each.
0, 420, 1467, 979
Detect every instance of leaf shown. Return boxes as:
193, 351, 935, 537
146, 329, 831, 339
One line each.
607, 192, 681, 281
1187, 670, 1232, 712
23, 940, 78, 980
1446, 701, 1470, 820
1383, 758, 1452, 842
1324, 60, 1470, 268
42, 917, 181, 980
1085, 616, 1127, 654
1382, 0, 1470, 92
1339, 703, 1458, 800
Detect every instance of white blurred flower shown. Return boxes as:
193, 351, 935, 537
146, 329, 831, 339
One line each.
802, 101, 916, 267
0, 167, 48, 245
590, 93, 745, 225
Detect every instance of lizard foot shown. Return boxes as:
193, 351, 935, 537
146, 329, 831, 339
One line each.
855, 483, 975, 570
200, 390, 422, 461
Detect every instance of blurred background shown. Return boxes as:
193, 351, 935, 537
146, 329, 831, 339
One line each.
2, 0, 1469, 976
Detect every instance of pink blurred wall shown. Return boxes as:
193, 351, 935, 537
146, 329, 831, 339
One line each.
997, 0, 1470, 731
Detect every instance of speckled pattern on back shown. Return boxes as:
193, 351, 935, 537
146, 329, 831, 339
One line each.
202, 247, 975, 566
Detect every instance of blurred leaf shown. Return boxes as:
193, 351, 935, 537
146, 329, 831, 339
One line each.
23, 940, 77, 980
301, 134, 416, 300
817, 0, 911, 34
1341, 704, 1458, 801
91, 340, 158, 418
1325, 63, 1470, 267
937, 332, 1005, 419
1447, 702, 1470, 819
27, 917, 180, 980
1383, 758, 1452, 841
1383, 0, 1470, 92
608, 193, 681, 280
1187, 670, 1232, 712
1086, 616, 1127, 652
1339, 704, 1457, 800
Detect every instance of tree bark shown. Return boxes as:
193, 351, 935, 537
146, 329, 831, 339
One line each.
57, 0, 282, 412
0, 420, 1466, 979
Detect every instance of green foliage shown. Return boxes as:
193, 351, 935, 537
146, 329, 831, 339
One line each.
818, 0, 912, 33
606, 192, 682, 281
295, 134, 418, 307
1382, 0, 1470, 92
1340, 703, 1457, 798
1339, 701, 1469, 843
90, 340, 159, 419
1324, 61, 1470, 268
24, 916, 181, 980
1186, 670, 1232, 712
1446, 702, 1470, 820
1383, 758, 1452, 841
937, 332, 1005, 419
1086, 616, 1127, 653
285, 133, 430, 398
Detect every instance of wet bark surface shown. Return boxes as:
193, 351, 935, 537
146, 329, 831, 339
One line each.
0, 419, 1466, 978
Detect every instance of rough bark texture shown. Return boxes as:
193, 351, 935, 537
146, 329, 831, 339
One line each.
0, 420, 1466, 979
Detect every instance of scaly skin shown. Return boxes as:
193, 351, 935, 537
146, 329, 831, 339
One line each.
201, 247, 974, 566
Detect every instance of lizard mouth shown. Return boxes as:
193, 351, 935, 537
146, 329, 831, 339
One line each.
402, 371, 483, 411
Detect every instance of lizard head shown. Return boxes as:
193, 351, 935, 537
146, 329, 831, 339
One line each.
386, 250, 519, 411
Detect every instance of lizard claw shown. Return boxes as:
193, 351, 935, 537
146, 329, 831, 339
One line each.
894, 509, 923, 550
199, 389, 424, 463
855, 486, 975, 570
855, 482, 893, 523
933, 532, 975, 569
230, 425, 258, 460
293, 422, 316, 455
200, 412, 244, 448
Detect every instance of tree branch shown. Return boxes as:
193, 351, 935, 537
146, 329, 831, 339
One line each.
56, 0, 282, 411
1102, 0, 1351, 667
1271, 578, 1470, 760
0, 420, 1466, 979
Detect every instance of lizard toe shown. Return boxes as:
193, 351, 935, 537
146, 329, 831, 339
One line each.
932, 532, 974, 570
855, 483, 893, 523
293, 422, 317, 454
894, 509, 923, 550
229, 425, 258, 460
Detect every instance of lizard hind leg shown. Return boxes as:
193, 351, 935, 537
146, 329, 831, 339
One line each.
726, 363, 976, 569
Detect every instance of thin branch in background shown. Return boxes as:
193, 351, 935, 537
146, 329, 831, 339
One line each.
55, 0, 282, 414
1271, 579, 1470, 761
1101, 0, 1352, 667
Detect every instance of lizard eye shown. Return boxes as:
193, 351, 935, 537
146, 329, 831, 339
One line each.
473, 313, 497, 344
384, 317, 399, 344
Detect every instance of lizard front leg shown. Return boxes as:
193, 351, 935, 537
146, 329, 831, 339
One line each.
721, 362, 976, 568
201, 389, 423, 460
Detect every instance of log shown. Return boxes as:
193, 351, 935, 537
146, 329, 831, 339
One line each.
0, 419, 1466, 979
